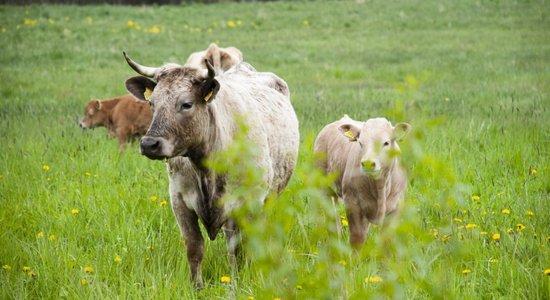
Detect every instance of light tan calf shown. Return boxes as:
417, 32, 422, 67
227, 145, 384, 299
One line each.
314, 115, 411, 249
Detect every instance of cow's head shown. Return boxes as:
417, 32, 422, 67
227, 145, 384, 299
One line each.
339, 118, 411, 178
79, 99, 105, 129
123, 52, 220, 160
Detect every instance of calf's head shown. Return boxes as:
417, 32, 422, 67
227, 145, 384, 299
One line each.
123, 52, 220, 160
79, 100, 105, 129
339, 118, 411, 178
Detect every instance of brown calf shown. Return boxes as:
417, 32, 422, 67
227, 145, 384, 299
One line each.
79, 94, 152, 151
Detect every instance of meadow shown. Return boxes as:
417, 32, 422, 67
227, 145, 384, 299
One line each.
1, 0, 549, 299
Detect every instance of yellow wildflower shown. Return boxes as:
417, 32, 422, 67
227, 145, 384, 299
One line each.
114, 256, 122, 263
247, 297, 254, 300
341, 218, 349, 227
296, 285, 303, 290
36, 231, 44, 238
365, 276, 383, 283
159, 200, 168, 207
489, 258, 498, 264
71, 208, 79, 215
226, 20, 236, 28
492, 233, 500, 241
471, 194, 480, 201
3, 265, 12, 271
150, 26, 160, 33
501, 209, 510, 215
274, 298, 281, 300
86, 17, 93, 25
516, 224, 525, 231
480, 231, 488, 235
24, 18, 37, 26
22, 266, 31, 272
465, 223, 477, 229
127, 20, 137, 28
220, 275, 231, 283
441, 235, 450, 242
81, 278, 88, 286
150, 195, 158, 202
529, 167, 537, 175
544, 269, 550, 276
48, 234, 56, 241
84, 266, 94, 273
338, 260, 347, 266
430, 228, 439, 237
526, 210, 535, 217
42, 164, 50, 171
303, 20, 309, 26
453, 217, 463, 223
462, 269, 471, 275
506, 229, 513, 234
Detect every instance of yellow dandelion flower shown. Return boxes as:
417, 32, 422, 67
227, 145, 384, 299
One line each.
2, 265, 12, 271
127, 20, 137, 28
226, 20, 236, 28
247, 297, 254, 300
81, 278, 88, 286
465, 223, 477, 229
303, 20, 309, 26
150, 195, 158, 202
516, 224, 525, 231
529, 167, 537, 176
27, 271, 36, 277
453, 217, 463, 223
71, 208, 79, 215
274, 298, 281, 300
341, 218, 349, 227
501, 209, 510, 215
150, 26, 160, 33
492, 233, 500, 241
544, 269, 550, 276
471, 195, 480, 201
365, 276, 383, 283
159, 200, 168, 207
489, 258, 498, 264
296, 284, 303, 290
444, 97, 450, 102
114, 256, 122, 263
24, 18, 37, 26
85, 172, 92, 177
22, 266, 31, 272
430, 228, 439, 237
84, 266, 94, 273
42, 164, 50, 171
36, 231, 44, 238
48, 234, 56, 241
220, 275, 231, 283
506, 228, 513, 234
462, 269, 471, 275
526, 210, 535, 217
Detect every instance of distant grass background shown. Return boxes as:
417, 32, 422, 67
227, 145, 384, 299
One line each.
1, 1, 549, 299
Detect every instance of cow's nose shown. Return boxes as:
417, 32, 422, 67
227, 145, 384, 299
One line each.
140, 136, 162, 157
361, 160, 376, 171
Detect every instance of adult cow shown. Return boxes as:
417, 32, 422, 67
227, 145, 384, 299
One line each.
123, 51, 299, 289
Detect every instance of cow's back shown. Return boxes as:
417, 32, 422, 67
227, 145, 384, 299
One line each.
112, 95, 152, 135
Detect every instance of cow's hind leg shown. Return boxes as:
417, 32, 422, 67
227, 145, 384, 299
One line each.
172, 193, 205, 289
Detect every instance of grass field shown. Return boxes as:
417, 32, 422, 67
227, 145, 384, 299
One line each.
1, 1, 549, 299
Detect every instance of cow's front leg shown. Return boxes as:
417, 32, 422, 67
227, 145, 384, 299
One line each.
346, 207, 369, 251
223, 218, 242, 268
172, 192, 204, 289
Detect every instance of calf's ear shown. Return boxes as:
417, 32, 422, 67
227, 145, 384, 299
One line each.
125, 76, 157, 102
338, 124, 361, 142
95, 100, 102, 110
393, 123, 412, 142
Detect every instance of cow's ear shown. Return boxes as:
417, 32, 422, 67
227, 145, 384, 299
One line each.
201, 78, 220, 103
95, 100, 102, 110
393, 123, 412, 142
125, 76, 157, 102
338, 124, 361, 142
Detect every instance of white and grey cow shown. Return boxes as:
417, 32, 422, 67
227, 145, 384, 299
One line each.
314, 115, 411, 250
123, 50, 299, 289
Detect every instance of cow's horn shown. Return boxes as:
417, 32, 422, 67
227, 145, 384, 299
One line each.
204, 59, 216, 79
123, 51, 160, 78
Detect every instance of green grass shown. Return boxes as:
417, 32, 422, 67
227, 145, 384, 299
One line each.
1, 1, 549, 298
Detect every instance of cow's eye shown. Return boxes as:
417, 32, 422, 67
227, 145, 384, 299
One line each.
179, 102, 193, 111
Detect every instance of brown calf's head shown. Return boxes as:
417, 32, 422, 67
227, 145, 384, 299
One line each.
124, 52, 220, 160
79, 99, 106, 129
339, 118, 411, 178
